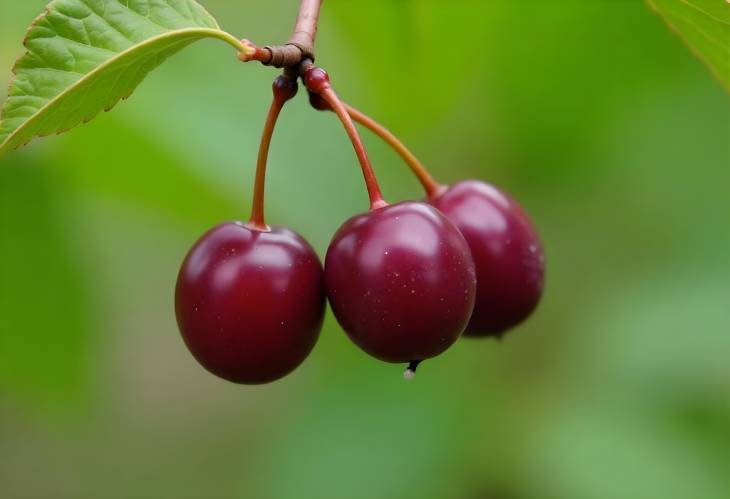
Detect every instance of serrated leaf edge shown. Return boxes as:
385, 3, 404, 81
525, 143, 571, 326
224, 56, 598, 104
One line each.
0, 20, 248, 156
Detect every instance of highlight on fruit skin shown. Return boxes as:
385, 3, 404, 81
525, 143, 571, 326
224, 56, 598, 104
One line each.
175, 222, 326, 385
325, 201, 477, 364
430, 180, 545, 337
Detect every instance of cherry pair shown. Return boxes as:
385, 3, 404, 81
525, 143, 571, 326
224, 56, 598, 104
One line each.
175, 68, 544, 384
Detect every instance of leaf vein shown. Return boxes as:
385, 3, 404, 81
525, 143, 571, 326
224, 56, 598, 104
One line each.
679, 0, 730, 26
0, 0, 241, 155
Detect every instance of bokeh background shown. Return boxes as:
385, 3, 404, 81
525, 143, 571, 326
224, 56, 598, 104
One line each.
1, 1, 728, 498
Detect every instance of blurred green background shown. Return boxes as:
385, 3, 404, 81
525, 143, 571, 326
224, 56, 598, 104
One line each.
1, 1, 728, 498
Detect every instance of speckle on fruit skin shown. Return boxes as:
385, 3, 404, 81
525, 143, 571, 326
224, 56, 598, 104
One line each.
176, 222, 325, 384
431, 180, 545, 337
324, 201, 476, 363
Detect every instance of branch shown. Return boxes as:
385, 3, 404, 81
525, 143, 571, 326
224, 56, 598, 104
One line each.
288, 0, 322, 55
240, 0, 324, 68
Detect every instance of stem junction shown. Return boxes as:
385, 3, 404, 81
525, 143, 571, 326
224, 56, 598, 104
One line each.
239, 0, 323, 68
240, 0, 441, 214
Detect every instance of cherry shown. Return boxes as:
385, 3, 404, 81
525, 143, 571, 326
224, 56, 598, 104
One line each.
430, 180, 545, 337
325, 201, 477, 364
175, 222, 325, 384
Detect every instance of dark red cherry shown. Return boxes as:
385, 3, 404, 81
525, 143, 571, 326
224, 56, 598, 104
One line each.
325, 201, 477, 363
430, 180, 545, 337
175, 222, 325, 384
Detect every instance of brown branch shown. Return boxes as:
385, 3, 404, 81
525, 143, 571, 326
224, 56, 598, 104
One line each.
288, 0, 322, 55
242, 0, 324, 68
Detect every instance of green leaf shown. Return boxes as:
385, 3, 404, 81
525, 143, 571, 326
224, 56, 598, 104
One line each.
647, 0, 730, 90
0, 0, 249, 156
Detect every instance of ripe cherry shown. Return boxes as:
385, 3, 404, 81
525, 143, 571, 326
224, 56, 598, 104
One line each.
430, 180, 545, 337
176, 222, 325, 384
325, 201, 477, 364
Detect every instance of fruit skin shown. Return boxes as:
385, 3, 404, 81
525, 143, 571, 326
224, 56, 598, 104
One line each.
430, 180, 545, 337
176, 222, 325, 384
325, 201, 477, 363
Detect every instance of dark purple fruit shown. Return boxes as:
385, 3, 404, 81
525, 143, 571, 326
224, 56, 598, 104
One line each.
325, 201, 476, 363
176, 222, 325, 384
430, 180, 544, 337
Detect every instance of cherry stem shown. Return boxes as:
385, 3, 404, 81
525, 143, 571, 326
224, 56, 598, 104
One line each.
238, 40, 270, 63
320, 87, 388, 210
248, 77, 298, 231
344, 104, 445, 198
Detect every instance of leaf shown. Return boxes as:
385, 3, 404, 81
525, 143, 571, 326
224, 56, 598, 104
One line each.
0, 0, 249, 156
647, 0, 730, 90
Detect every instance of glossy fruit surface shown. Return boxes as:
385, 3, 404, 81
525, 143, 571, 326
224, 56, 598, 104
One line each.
431, 180, 544, 337
325, 201, 476, 363
176, 222, 325, 384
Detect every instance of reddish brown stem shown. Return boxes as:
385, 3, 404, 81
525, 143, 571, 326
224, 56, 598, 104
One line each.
248, 78, 298, 230
344, 104, 445, 198
320, 88, 387, 210
238, 40, 271, 63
